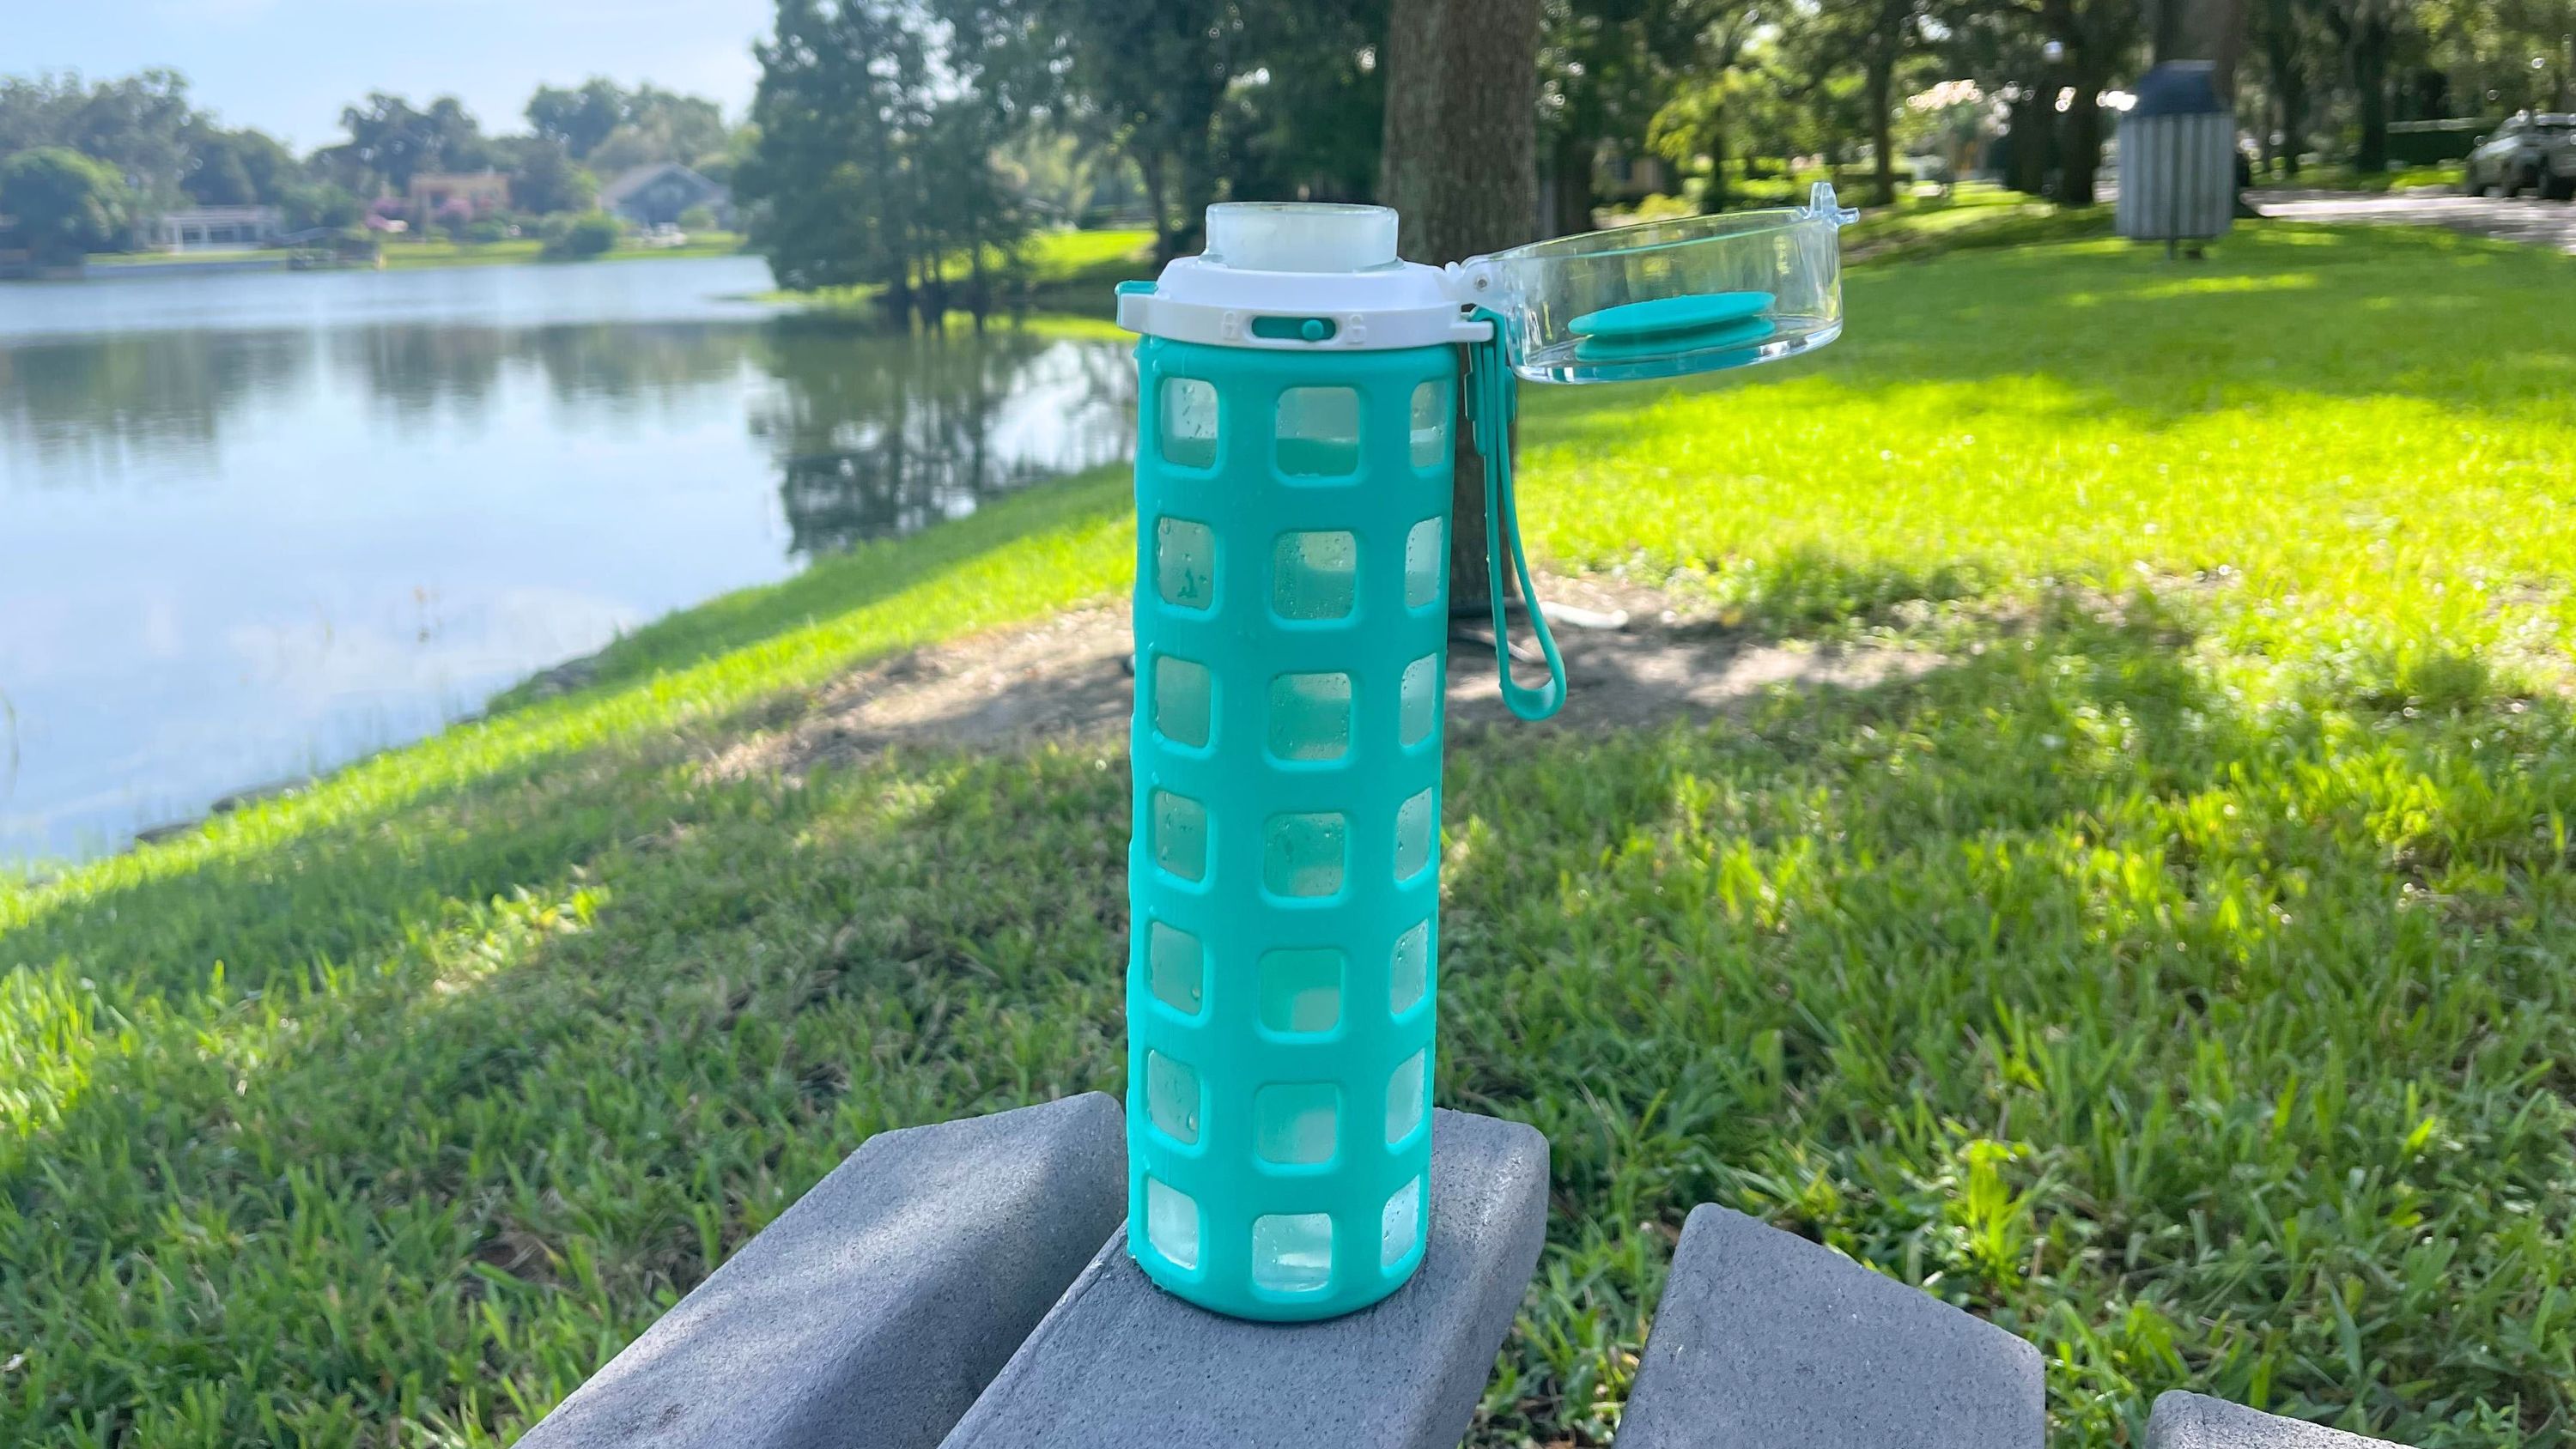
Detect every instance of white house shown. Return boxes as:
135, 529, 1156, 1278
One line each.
148, 206, 285, 252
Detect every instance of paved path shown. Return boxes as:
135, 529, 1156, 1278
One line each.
2254, 187, 2576, 254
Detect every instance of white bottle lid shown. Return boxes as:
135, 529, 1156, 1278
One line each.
1120, 203, 1488, 352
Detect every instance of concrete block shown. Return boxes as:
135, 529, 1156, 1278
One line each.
2148, 1391, 2412, 1449
938, 1109, 1550, 1449
1613, 1205, 2044, 1449
519, 1092, 1127, 1449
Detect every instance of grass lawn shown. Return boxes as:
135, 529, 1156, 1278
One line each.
6, 223, 2575, 1446
754, 227, 1157, 313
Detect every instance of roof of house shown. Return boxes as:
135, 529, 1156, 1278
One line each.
599, 163, 726, 207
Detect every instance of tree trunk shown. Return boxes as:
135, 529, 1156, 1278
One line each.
2278, 72, 2306, 176
1867, 59, 1897, 207
2061, 65, 2107, 205
2153, 0, 2249, 100
1548, 129, 1595, 237
1704, 111, 1732, 214
1380, 0, 1540, 615
2004, 94, 2051, 196
2350, 29, 2391, 172
1133, 146, 1174, 264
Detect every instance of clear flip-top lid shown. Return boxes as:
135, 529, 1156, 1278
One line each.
1460, 182, 1859, 384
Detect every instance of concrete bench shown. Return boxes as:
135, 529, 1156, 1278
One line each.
517, 1095, 2421, 1449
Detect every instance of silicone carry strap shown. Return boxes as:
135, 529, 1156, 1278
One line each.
1467, 308, 1565, 721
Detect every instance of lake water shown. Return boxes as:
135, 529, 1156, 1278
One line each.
0, 256, 1135, 864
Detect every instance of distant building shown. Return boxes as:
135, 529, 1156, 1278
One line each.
407, 172, 511, 223
147, 205, 285, 252
599, 163, 732, 227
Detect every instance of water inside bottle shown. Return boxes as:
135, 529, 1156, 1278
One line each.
1273, 531, 1357, 621
1403, 519, 1443, 610
1146, 1178, 1200, 1270
1385, 1048, 1426, 1144
1156, 518, 1216, 612
1250, 1212, 1334, 1293
1268, 671, 1352, 761
1275, 387, 1359, 477
1394, 788, 1434, 881
1257, 947, 1343, 1033
1390, 921, 1429, 1015
1151, 789, 1207, 882
1263, 811, 1347, 898
1160, 376, 1218, 469
1408, 381, 1447, 470
1145, 1049, 1201, 1145
1380, 1177, 1423, 1270
1154, 655, 1212, 748
1253, 1082, 1339, 1165
1149, 920, 1204, 1016
1399, 654, 1439, 747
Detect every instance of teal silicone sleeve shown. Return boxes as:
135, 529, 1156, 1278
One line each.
1127, 333, 1455, 1321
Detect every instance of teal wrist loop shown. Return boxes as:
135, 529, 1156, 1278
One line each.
1467, 309, 1564, 722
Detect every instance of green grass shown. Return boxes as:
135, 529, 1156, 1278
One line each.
753, 227, 1156, 313
7, 223, 2576, 1446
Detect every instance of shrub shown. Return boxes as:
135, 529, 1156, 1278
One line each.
541, 211, 623, 259
677, 205, 718, 232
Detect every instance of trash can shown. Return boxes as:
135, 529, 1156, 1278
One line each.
1115, 187, 1856, 1321
2116, 61, 2236, 255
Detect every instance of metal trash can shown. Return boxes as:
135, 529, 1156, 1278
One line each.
2116, 61, 2235, 255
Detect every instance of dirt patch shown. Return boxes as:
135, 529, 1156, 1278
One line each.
708, 578, 1941, 781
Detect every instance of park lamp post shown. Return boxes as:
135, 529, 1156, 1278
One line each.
1109, 189, 1856, 1321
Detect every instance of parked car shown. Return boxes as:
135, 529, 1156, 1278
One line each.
2464, 112, 2576, 200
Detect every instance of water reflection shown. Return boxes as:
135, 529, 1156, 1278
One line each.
757, 328, 1133, 555
0, 257, 1134, 863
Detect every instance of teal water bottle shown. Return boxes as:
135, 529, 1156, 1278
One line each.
1116, 189, 1857, 1321
1118, 203, 1481, 1320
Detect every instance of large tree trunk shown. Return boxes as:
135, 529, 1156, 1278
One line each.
2062, 80, 2105, 205
2152, 0, 2249, 100
2004, 92, 2051, 196
2350, 27, 2391, 172
1867, 54, 1898, 207
1548, 128, 1596, 237
1380, 0, 1540, 615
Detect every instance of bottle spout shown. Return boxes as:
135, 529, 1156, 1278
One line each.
1805, 181, 1861, 227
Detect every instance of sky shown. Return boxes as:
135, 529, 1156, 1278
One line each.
5, 0, 776, 149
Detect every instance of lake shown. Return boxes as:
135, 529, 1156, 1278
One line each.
0, 255, 1136, 865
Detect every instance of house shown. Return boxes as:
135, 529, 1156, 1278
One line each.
146, 205, 285, 251
599, 163, 732, 228
407, 172, 511, 223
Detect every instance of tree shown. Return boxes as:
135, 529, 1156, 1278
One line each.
1379, 0, 1540, 613
181, 126, 295, 206
495, 136, 597, 215
1807, 0, 1943, 205
527, 78, 629, 159
587, 86, 732, 174
1646, 2, 1781, 215
0, 147, 131, 263
337, 93, 487, 194
1540, 0, 1662, 233
2247, 0, 2325, 173
739, 0, 1034, 320
2321, 0, 2404, 170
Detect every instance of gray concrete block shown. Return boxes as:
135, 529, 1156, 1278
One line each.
2148, 1391, 2412, 1449
1613, 1204, 2044, 1449
519, 1092, 1127, 1449
938, 1109, 1550, 1449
